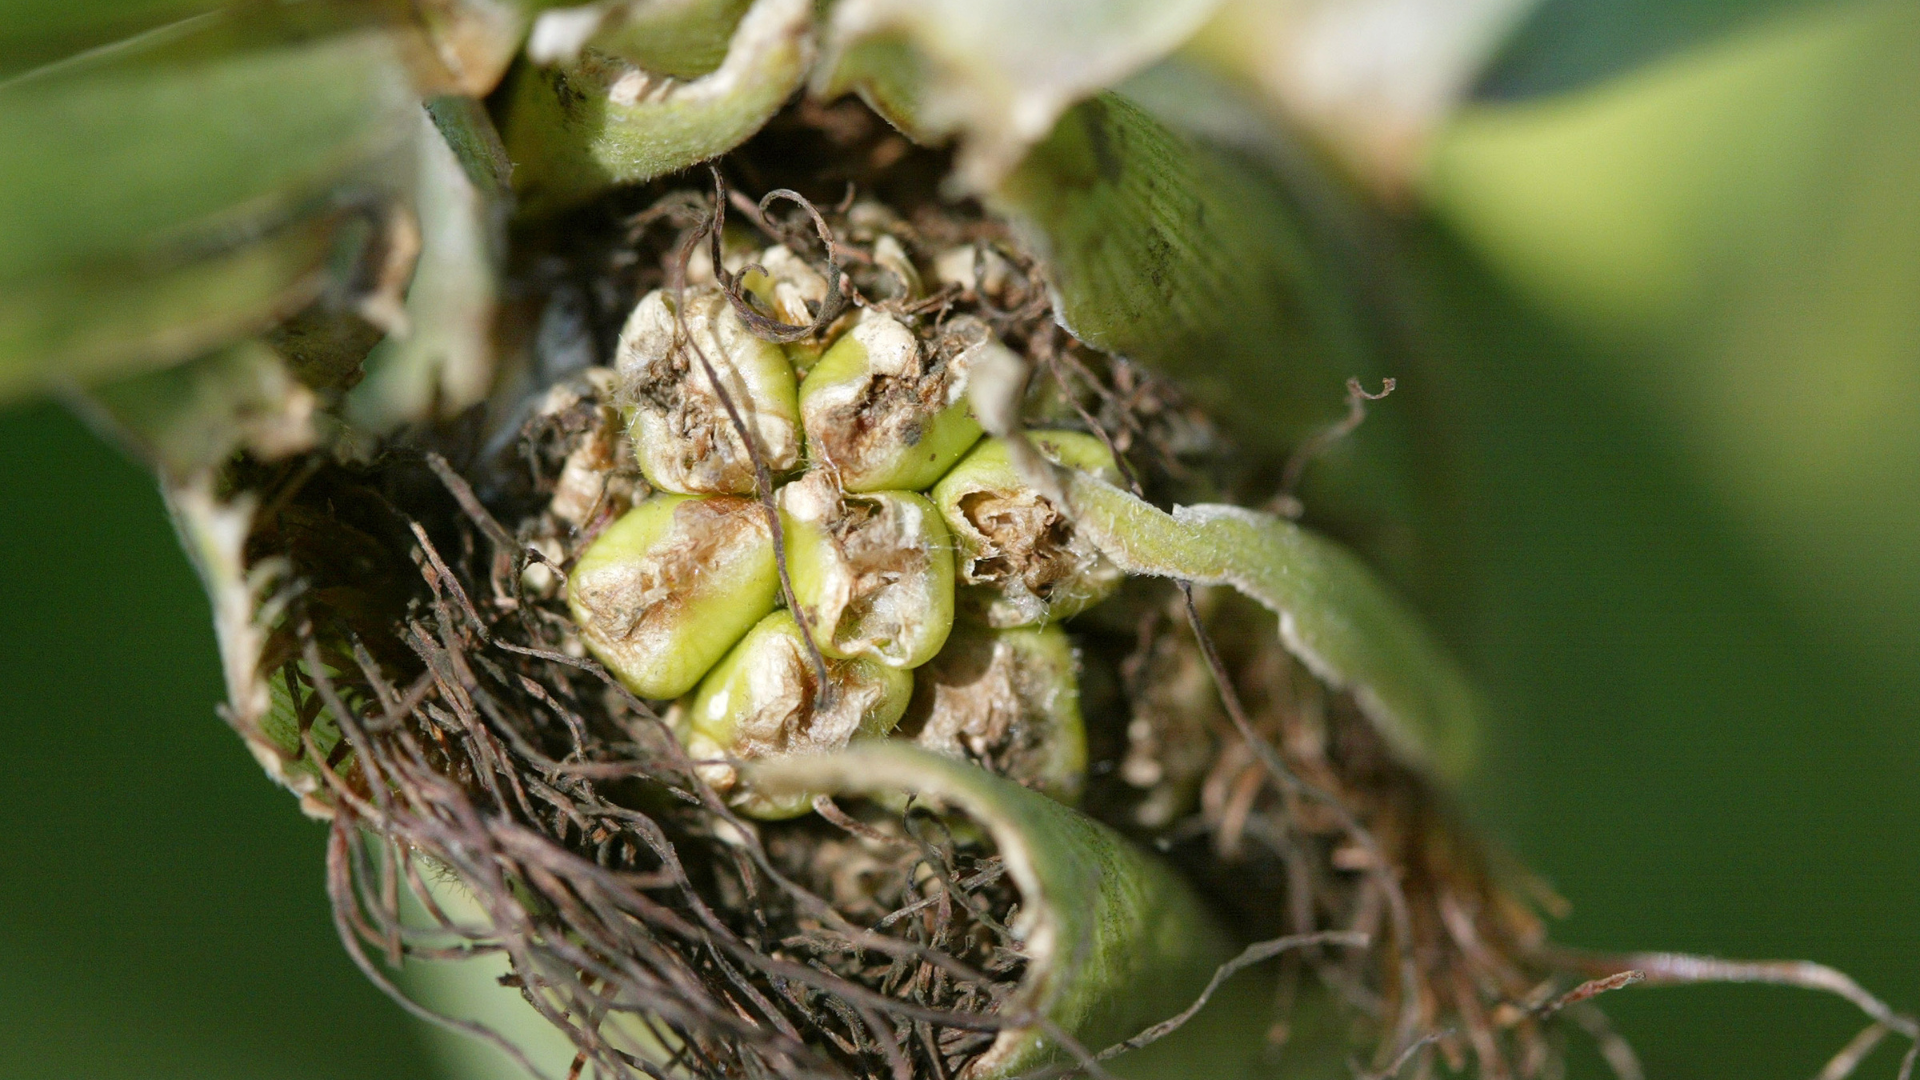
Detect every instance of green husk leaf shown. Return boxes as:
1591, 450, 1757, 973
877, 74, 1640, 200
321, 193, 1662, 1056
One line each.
747, 742, 1262, 1079
0, 215, 353, 401
577, 0, 756, 79
0, 13, 430, 400
347, 96, 511, 432
82, 340, 318, 483
991, 90, 1374, 457
816, 0, 1222, 189
1066, 471, 1479, 783
503, 0, 813, 214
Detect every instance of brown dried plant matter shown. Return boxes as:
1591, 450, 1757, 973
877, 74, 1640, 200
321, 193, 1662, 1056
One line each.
955, 489, 1081, 596
225, 99, 1914, 1080
259, 454, 1036, 1080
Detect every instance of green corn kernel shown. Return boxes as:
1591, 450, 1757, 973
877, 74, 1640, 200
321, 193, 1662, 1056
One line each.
566, 493, 779, 700
930, 430, 1125, 627
777, 471, 956, 669
796, 310, 987, 492
615, 287, 801, 495
681, 610, 914, 819
901, 621, 1087, 804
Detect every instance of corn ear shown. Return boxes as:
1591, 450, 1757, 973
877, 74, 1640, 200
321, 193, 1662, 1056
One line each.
681, 610, 913, 819
737, 245, 838, 371
566, 493, 780, 700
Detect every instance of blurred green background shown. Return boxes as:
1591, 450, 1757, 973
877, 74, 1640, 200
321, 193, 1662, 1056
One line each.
2, 1, 1916, 1077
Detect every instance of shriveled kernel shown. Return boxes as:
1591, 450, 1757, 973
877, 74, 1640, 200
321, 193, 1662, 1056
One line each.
932, 243, 1015, 301
615, 287, 800, 494
681, 610, 913, 819
545, 368, 641, 530
930, 430, 1125, 627
900, 621, 1087, 804
566, 494, 778, 700
798, 311, 988, 492
778, 472, 955, 669
741, 245, 826, 325
871, 234, 922, 299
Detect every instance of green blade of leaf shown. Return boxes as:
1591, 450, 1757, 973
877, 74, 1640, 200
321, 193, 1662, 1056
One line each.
992, 91, 1376, 458
748, 742, 1270, 1079
502, 0, 813, 214
1066, 472, 1479, 783
0, 13, 431, 399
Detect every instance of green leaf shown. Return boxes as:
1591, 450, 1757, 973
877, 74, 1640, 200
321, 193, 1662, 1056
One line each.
502, 0, 813, 214
992, 92, 1375, 457
748, 743, 1276, 1079
347, 97, 511, 431
1066, 472, 1479, 783
0, 11, 429, 400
